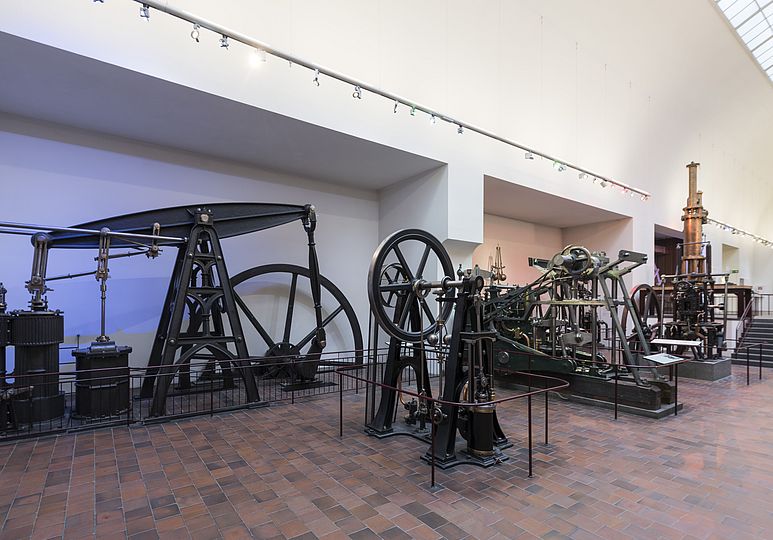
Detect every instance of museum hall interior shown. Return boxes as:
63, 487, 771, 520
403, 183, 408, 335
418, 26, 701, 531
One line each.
1, 1, 773, 539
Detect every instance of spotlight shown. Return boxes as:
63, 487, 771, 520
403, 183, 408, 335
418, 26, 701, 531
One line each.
312, 68, 320, 85
525, 151, 534, 160
410, 106, 416, 116
352, 86, 362, 99
191, 24, 201, 43
600, 180, 608, 187
219, 35, 229, 49
457, 124, 463, 134
430, 114, 437, 125
641, 194, 648, 201
250, 48, 267, 68
140, 3, 150, 20
578, 172, 587, 180
393, 100, 399, 114
553, 161, 566, 172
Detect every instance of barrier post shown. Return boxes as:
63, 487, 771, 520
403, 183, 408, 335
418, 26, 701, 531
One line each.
614, 363, 618, 420
747, 347, 751, 386
430, 414, 436, 488
527, 394, 533, 478
544, 381, 549, 445
674, 363, 678, 417
127, 367, 132, 426
760, 343, 763, 381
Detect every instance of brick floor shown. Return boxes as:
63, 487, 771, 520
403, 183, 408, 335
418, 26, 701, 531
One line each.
2, 366, 773, 539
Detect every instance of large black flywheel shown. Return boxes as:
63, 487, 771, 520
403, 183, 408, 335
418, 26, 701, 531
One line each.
622, 283, 662, 351
231, 264, 363, 380
367, 229, 455, 343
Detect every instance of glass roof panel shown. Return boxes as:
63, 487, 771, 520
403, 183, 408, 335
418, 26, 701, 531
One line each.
716, 0, 773, 83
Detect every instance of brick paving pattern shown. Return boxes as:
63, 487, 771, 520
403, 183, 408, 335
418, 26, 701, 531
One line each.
1, 365, 772, 539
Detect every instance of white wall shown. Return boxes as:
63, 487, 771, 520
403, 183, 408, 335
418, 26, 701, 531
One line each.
378, 166, 447, 241
473, 215, 636, 287
562, 218, 636, 284
0, 116, 379, 368
472, 214, 563, 285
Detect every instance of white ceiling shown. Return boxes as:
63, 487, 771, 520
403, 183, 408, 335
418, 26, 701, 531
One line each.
484, 176, 628, 228
0, 31, 443, 190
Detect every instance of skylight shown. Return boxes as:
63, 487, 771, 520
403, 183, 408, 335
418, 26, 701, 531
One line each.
716, 0, 773, 83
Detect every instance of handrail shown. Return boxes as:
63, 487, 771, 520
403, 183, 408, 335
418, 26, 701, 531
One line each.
734, 342, 765, 385
737, 294, 756, 347
337, 361, 568, 484
336, 363, 569, 409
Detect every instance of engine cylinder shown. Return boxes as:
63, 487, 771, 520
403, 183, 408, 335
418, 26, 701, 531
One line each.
10, 311, 65, 422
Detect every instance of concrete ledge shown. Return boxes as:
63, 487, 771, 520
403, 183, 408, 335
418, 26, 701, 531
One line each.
562, 394, 684, 419
675, 358, 732, 381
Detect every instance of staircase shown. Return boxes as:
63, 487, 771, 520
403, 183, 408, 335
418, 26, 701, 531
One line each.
732, 318, 773, 368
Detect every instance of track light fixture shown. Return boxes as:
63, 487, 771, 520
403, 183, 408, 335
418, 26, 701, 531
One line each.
140, 3, 150, 20
191, 24, 200, 42
707, 218, 773, 248
352, 86, 362, 99
524, 151, 534, 160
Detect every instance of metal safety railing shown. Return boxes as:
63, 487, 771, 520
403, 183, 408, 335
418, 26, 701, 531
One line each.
725, 339, 766, 386
336, 355, 569, 487
736, 297, 756, 347
0, 350, 365, 442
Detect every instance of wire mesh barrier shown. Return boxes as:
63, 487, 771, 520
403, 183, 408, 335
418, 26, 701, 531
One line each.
0, 340, 762, 445
0, 350, 364, 442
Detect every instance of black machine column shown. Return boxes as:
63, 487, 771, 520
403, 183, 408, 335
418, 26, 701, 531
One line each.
142, 207, 260, 416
